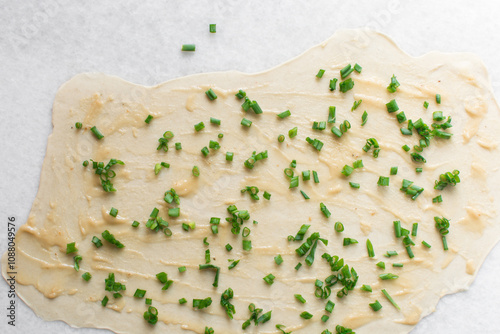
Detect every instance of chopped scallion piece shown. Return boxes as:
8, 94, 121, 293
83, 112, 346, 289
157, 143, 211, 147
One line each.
329, 78, 338, 91
181, 44, 196, 51
300, 311, 313, 319
382, 289, 400, 310
334, 222, 344, 232
194, 122, 205, 132
235, 89, 246, 99
328, 106, 336, 123
313, 171, 319, 183
240, 118, 252, 127
66, 242, 78, 254
82, 272, 92, 281
316, 69, 325, 78
300, 190, 310, 200
192, 166, 200, 177
422, 240, 432, 248
361, 110, 368, 126
433, 195, 443, 203
369, 300, 383, 311
91, 236, 103, 248
376, 261, 385, 269
109, 207, 118, 217
366, 239, 375, 257
90, 126, 104, 140
320, 203, 331, 218
387, 74, 400, 93
339, 78, 354, 93
360, 285, 372, 292
210, 117, 221, 125
379, 273, 399, 280
144, 115, 153, 124
390, 166, 398, 175
75, 122, 83, 129
277, 110, 291, 118
386, 99, 399, 113
274, 254, 283, 265
209, 24, 216, 33
412, 223, 418, 237
354, 63, 362, 73
349, 182, 360, 189
377, 176, 389, 187
134, 289, 146, 298
263, 273, 275, 285
288, 127, 298, 138
436, 94, 441, 104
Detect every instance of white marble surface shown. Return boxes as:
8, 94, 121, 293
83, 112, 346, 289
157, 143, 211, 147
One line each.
1, 1, 500, 333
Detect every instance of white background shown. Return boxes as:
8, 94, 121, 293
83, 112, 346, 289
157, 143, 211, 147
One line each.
1, 1, 500, 333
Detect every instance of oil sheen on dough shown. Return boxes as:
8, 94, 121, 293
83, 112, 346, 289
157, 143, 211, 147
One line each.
2, 29, 500, 334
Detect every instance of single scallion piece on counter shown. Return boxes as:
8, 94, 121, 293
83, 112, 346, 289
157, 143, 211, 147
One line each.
376, 261, 385, 269
377, 176, 390, 186
109, 207, 118, 217
423, 101, 429, 109
209, 24, 216, 33
75, 122, 83, 129
433, 195, 443, 203
354, 63, 362, 73
134, 289, 146, 298
210, 117, 221, 125
349, 182, 360, 189
328, 106, 336, 123
390, 166, 398, 175
181, 44, 196, 51
278, 134, 285, 142
91, 236, 103, 248
436, 94, 441, 104
313, 170, 319, 183
274, 254, 283, 265
300, 190, 310, 199
325, 300, 335, 312
82, 272, 92, 281
102, 230, 125, 248
422, 240, 432, 248
288, 127, 298, 138
340, 64, 354, 79
379, 273, 399, 280
351, 99, 362, 111
144, 115, 153, 124
316, 69, 325, 78
73, 255, 82, 271
412, 223, 418, 236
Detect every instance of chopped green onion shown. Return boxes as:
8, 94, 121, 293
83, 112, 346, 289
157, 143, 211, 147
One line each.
353, 160, 364, 169
178, 266, 186, 273
168, 208, 180, 217
334, 222, 344, 232
278, 134, 285, 142
274, 254, 283, 265
416, 167, 423, 173
82, 272, 92, 281
340, 64, 354, 79
198, 264, 220, 287
423, 101, 429, 109
66, 242, 78, 254
179, 298, 187, 304
376, 261, 385, 269
235, 89, 246, 99
339, 78, 354, 92
394, 221, 402, 238
328, 106, 336, 123
288, 127, 298, 138
320, 203, 331, 218
329, 78, 338, 91
349, 182, 360, 189
210, 117, 221, 125
243, 239, 252, 251
91, 236, 103, 248
325, 300, 335, 312
225, 244, 233, 252
382, 289, 400, 310
300, 311, 313, 319
194, 122, 205, 132
387, 74, 400, 93
101, 296, 109, 307
263, 191, 271, 200
386, 250, 398, 257
361, 110, 368, 126
73, 255, 82, 271
192, 165, 200, 177
313, 171, 319, 183
102, 230, 125, 248
209, 24, 216, 33
436, 94, 441, 104
396, 111, 407, 123
316, 69, 325, 78
134, 289, 146, 298
144, 115, 153, 124
366, 239, 375, 257
393, 263, 404, 268
295, 294, 306, 303
379, 273, 399, 280
277, 110, 291, 118
354, 63, 362, 73
341, 165, 354, 177
377, 176, 390, 186
228, 259, 240, 269
109, 207, 118, 217
174, 142, 182, 150
369, 300, 383, 311
433, 195, 443, 203
90, 126, 104, 140
321, 315, 329, 322
351, 99, 362, 111
82, 160, 89, 167
289, 176, 299, 188
360, 285, 372, 292
422, 240, 432, 248
343, 238, 358, 246
263, 273, 275, 285
75, 122, 83, 129
181, 44, 196, 51
386, 99, 399, 113
300, 190, 310, 200
412, 223, 418, 237
402, 144, 411, 152
295, 263, 302, 270
193, 297, 212, 309
305, 137, 324, 151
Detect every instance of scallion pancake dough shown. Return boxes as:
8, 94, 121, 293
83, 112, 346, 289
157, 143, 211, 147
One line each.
2, 29, 500, 334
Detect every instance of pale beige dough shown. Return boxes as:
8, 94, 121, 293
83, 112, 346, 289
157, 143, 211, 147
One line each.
3, 29, 500, 333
